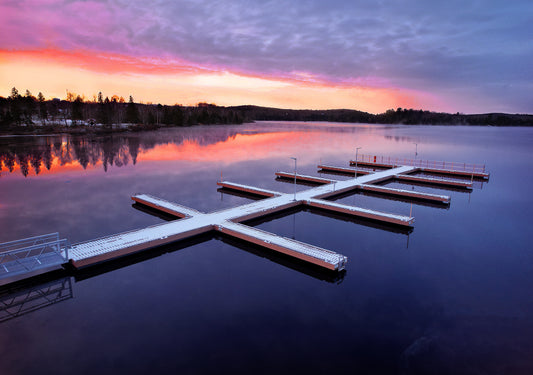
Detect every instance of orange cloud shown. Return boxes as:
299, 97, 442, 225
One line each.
0, 48, 208, 76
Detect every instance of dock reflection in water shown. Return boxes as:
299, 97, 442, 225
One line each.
0, 226, 346, 325
0, 273, 73, 323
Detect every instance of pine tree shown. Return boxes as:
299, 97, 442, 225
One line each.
23, 90, 36, 126
71, 96, 84, 123
125, 95, 140, 124
97, 92, 111, 126
37, 92, 47, 123
9, 87, 22, 125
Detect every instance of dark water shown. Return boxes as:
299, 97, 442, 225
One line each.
1, 122, 532, 374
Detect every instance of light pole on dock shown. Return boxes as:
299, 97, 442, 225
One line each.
413, 143, 418, 159
290, 157, 297, 201
355, 147, 362, 178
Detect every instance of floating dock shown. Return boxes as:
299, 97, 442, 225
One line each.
70, 219, 214, 268
318, 165, 372, 176
275, 171, 335, 185
216, 181, 281, 198
70, 165, 420, 271
132, 194, 202, 218
70, 201, 346, 271
277, 170, 451, 204
350, 154, 489, 179
306, 199, 414, 226
349, 160, 395, 169
355, 184, 450, 204
1, 155, 488, 284
417, 167, 489, 179
218, 183, 414, 226
395, 174, 473, 189
216, 222, 347, 271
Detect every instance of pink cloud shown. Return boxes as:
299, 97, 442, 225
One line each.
0, 47, 211, 75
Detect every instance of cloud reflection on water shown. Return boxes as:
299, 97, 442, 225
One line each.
1, 123, 410, 178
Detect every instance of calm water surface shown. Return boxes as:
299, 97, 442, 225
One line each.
1, 122, 532, 374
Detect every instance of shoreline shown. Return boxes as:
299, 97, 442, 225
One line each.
1, 120, 531, 138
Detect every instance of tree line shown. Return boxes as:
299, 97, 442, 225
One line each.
231, 105, 533, 126
0, 87, 245, 133
1, 87, 532, 132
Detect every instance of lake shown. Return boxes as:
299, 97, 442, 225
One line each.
1, 122, 532, 374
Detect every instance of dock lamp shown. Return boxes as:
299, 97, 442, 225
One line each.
355, 147, 362, 178
290, 157, 297, 201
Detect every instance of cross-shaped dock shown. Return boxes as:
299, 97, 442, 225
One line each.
69, 164, 442, 272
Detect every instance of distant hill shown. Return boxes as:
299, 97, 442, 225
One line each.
231, 105, 533, 126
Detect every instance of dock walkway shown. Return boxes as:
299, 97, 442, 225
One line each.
318, 164, 372, 176
350, 154, 489, 179
132, 194, 202, 218
70, 165, 418, 272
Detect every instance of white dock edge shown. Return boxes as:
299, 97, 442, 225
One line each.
307, 198, 414, 226
276, 171, 336, 184
217, 181, 282, 197
418, 167, 489, 179
132, 194, 202, 218
395, 174, 473, 188
216, 221, 347, 271
358, 184, 451, 203
317, 165, 372, 175
69, 220, 213, 268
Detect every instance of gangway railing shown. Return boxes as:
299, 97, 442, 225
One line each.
0, 233, 71, 280
354, 154, 486, 173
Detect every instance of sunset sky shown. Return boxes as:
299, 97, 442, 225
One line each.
1, 0, 531, 114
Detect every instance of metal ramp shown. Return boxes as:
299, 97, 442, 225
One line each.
0, 233, 70, 280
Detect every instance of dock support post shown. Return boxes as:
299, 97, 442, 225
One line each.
355, 147, 362, 178
290, 157, 297, 201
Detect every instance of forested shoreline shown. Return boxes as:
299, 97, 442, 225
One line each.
0, 88, 245, 134
1, 87, 532, 134
233, 105, 533, 126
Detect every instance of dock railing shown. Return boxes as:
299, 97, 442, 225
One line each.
354, 154, 486, 173
0, 233, 71, 280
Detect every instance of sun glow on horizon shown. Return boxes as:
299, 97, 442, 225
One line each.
0, 47, 440, 113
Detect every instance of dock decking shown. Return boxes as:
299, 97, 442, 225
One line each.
132, 194, 202, 218
418, 167, 489, 179
276, 170, 451, 204
350, 154, 490, 179
70, 219, 214, 268
216, 181, 281, 198
216, 222, 347, 271
318, 165, 372, 176
275, 171, 335, 185
307, 199, 414, 226
395, 174, 473, 188
356, 184, 450, 204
